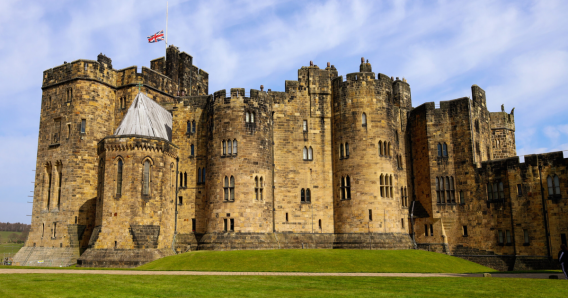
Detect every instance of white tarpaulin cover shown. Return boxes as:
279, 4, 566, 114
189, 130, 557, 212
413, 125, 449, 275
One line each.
114, 92, 172, 142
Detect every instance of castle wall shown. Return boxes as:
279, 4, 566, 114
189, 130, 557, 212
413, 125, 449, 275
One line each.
490, 111, 516, 159
272, 65, 335, 234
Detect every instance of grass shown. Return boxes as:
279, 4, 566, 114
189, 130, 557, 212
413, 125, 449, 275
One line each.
138, 249, 496, 273
0, 274, 567, 297
0, 243, 24, 254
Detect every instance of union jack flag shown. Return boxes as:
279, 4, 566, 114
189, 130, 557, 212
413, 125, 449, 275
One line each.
147, 30, 165, 43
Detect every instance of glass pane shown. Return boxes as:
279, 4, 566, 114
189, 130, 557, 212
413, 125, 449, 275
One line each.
228, 140, 232, 154
488, 184, 493, 200
224, 176, 228, 187
246, 112, 249, 122
230, 176, 234, 187
143, 161, 150, 195
308, 147, 313, 160
251, 113, 255, 123
548, 176, 553, 195
301, 189, 305, 201
437, 144, 442, 157
303, 147, 307, 159
346, 143, 349, 156
307, 189, 311, 202
555, 175, 561, 195
233, 140, 237, 154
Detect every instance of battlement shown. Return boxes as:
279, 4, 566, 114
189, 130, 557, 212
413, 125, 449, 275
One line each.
478, 151, 567, 175
42, 58, 116, 88
411, 97, 471, 122
490, 110, 515, 131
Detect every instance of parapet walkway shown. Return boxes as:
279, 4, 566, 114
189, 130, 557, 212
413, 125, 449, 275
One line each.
0, 269, 564, 279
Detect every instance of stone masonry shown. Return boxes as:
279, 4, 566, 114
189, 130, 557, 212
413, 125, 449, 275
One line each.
13, 46, 568, 270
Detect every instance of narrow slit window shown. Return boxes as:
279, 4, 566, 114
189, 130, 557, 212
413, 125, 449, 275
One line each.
554, 175, 561, 195
362, 113, 367, 126
233, 139, 237, 154
117, 159, 123, 195
187, 121, 191, 133
443, 143, 448, 157
498, 182, 504, 199
251, 112, 255, 123
260, 177, 263, 200
379, 141, 383, 156
80, 119, 86, 134
230, 176, 235, 201
143, 160, 150, 195
306, 188, 311, 202
255, 177, 259, 201
303, 120, 308, 132
524, 229, 529, 244
437, 143, 442, 157
230, 219, 234, 231
308, 147, 313, 160
192, 120, 196, 133
341, 177, 346, 200
245, 112, 250, 123
345, 143, 350, 157
301, 188, 305, 202
487, 183, 493, 200
227, 140, 232, 155
184, 172, 187, 187
190, 144, 195, 156
303, 147, 308, 160
340, 143, 344, 158
224, 176, 229, 201
369, 209, 373, 221
198, 168, 201, 183
222, 140, 226, 155
346, 176, 351, 199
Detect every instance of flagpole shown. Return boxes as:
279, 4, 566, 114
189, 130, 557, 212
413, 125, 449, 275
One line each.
165, 2, 168, 60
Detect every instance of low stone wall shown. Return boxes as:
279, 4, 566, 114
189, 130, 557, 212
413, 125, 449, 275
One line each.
416, 243, 449, 254
12, 247, 79, 267
77, 248, 174, 268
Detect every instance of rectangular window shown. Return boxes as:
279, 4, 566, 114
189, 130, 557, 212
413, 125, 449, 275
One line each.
53, 119, 61, 143
430, 224, 433, 236
460, 191, 465, 204
562, 234, 567, 246
53, 222, 57, 238
192, 218, 196, 232
67, 123, 71, 139
523, 229, 529, 244
425, 224, 429, 236
80, 119, 86, 134
498, 230, 504, 244
369, 209, 372, 221
178, 196, 183, 205
463, 226, 468, 237
223, 219, 227, 232
303, 120, 308, 132
401, 219, 404, 228
230, 219, 234, 232
286, 213, 289, 222
517, 184, 523, 196
506, 230, 512, 244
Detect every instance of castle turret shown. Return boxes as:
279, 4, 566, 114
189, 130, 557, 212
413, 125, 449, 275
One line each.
331, 59, 411, 246
78, 92, 178, 267
201, 88, 274, 241
490, 106, 516, 159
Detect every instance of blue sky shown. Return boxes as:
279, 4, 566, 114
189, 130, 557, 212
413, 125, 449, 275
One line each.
1, 0, 567, 223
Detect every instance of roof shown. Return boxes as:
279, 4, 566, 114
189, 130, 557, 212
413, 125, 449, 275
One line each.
114, 92, 172, 142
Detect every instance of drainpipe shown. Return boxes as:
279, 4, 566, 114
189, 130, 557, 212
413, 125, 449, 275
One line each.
537, 160, 552, 260
172, 156, 179, 254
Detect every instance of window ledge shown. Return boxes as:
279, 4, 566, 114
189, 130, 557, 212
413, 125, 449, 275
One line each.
48, 143, 60, 149
505, 243, 513, 246
498, 243, 505, 246
223, 200, 235, 203
300, 201, 312, 204
114, 194, 122, 200
523, 243, 530, 246
462, 235, 468, 237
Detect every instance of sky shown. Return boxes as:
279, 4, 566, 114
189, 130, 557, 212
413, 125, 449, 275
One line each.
1, 0, 567, 224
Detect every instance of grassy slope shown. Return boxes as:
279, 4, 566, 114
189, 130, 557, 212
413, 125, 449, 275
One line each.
0, 275, 567, 298
138, 249, 496, 273
0, 231, 22, 243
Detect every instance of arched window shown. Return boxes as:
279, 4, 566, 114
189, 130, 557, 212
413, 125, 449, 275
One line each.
345, 143, 350, 157
222, 140, 226, 155
184, 172, 187, 187
230, 176, 235, 201
202, 168, 206, 183
443, 143, 448, 157
308, 147, 313, 160
460, 190, 465, 204
303, 147, 308, 160
301, 188, 305, 202
306, 188, 311, 202
554, 175, 561, 195
379, 141, 383, 156
260, 177, 263, 200
227, 140, 232, 155
380, 174, 385, 197
190, 144, 195, 156
251, 112, 255, 123
340, 143, 344, 158
437, 143, 442, 157
362, 113, 367, 126
245, 112, 250, 123
387, 142, 391, 157
493, 182, 498, 201
192, 120, 196, 133
450, 176, 455, 203
198, 168, 201, 183
440, 177, 445, 203
117, 159, 123, 195
224, 176, 229, 201
389, 175, 393, 198
186, 121, 191, 133
445, 177, 450, 203
346, 176, 351, 199
487, 183, 493, 200
436, 177, 440, 203
341, 177, 345, 200
143, 160, 150, 195
383, 142, 387, 157
303, 120, 308, 132
255, 177, 259, 200
498, 182, 504, 199
233, 139, 237, 154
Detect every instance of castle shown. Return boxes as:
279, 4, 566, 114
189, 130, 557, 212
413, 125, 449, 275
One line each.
13, 46, 568, 270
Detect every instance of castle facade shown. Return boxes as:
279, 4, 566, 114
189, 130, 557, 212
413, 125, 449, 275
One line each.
14, 46, 568, 269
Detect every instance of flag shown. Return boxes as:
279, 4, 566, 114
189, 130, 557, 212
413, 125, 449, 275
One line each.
147, 30, 165, 43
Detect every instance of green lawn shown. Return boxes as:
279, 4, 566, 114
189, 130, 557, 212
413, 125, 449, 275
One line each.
0, 274, 566, 297
138, 249, 495, 273
0, 243, 23, 254
0, 231, 22, 243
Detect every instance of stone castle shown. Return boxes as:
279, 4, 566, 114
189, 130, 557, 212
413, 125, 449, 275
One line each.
14, 46, 568, 270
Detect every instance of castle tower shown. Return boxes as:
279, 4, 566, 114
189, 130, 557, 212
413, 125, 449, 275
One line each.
78, 92, 178, 267
490, 107, 516, 159
199, 88, 274, 247
331, 59, 412, 246
14, 56, 116, 266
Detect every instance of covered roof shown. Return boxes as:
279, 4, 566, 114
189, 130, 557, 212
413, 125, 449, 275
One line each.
114, 92, 172, 142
